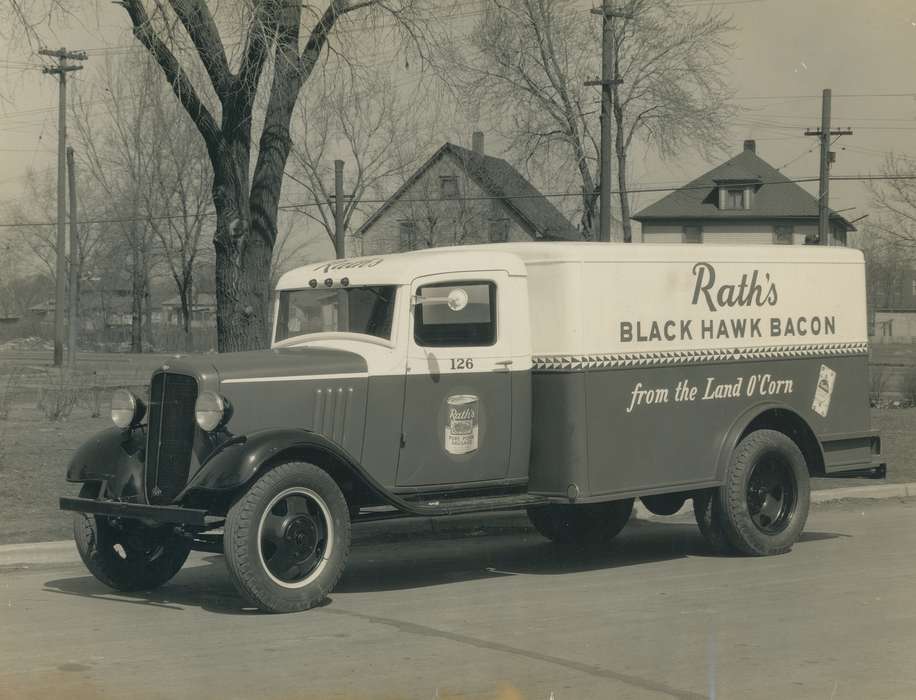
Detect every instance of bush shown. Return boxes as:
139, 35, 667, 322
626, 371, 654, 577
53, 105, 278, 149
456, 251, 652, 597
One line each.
903, 368, 916, 406
869, 364, 890, 407
36, 368, 91, 421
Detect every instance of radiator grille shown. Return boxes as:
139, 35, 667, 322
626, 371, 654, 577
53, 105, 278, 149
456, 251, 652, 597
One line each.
146, 373, 198, 504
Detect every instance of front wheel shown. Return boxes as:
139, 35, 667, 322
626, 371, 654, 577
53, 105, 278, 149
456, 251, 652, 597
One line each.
73, 484, 191, 592
527, 499, 634, 545
223, 462, 351, 613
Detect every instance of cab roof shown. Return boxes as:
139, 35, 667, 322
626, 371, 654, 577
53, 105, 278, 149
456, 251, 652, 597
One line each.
276, 247, 529, 290
277, 242, 863, 290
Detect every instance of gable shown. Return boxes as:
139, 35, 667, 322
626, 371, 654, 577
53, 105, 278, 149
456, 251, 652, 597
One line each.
355, 143, 579, 241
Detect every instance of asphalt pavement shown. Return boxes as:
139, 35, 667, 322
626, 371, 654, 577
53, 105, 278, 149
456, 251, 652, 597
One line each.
1, 498, 915, 700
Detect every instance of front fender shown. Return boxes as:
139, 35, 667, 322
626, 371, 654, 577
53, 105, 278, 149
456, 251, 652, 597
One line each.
177, 428, 396, 506
65, 426, 146, 501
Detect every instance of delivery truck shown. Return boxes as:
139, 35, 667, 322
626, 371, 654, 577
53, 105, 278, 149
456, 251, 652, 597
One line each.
61, 242, 884, 612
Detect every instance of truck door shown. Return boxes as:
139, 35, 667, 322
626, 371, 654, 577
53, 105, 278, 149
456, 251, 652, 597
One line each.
396, 272, 513, 487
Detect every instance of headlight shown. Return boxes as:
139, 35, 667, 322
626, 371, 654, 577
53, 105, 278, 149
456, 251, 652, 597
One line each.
195, 391, 231, 432
111, 389, 145, 429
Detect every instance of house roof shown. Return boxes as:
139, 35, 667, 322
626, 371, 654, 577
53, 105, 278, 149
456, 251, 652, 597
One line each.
355, 143, 580, 241
633, 147, 855, 231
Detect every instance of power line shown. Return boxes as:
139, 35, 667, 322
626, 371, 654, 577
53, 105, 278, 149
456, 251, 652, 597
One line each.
1, 173, 913, 230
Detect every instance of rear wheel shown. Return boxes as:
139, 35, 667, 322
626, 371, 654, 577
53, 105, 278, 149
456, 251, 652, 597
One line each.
73, 483, 191, 592
717, 429, 810, 556
527, 499, 634, 545
223, 462, 351, 613
692, 490, 736, 555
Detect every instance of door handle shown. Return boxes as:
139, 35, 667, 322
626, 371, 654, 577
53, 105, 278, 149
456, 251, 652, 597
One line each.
494, 360, 513, 368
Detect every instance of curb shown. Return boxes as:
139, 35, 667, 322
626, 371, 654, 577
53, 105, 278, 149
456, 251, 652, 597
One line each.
2, 483, 913, 568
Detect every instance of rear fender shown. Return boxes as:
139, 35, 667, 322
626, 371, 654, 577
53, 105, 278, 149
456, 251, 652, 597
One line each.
65, 426, 146, 501
715, 402, 825, 482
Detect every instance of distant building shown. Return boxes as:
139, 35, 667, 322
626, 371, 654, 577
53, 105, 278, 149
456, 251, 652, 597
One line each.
354, 132, 579, 254
161, 292, 217, 328
632, 140, 855, 246
872, 268, 916, 342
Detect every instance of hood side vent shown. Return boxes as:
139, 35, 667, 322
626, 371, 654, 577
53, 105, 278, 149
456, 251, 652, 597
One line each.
314, 386, 353, 444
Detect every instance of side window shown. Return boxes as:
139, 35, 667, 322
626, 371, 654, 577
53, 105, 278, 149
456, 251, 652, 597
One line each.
414, 281, 497, 347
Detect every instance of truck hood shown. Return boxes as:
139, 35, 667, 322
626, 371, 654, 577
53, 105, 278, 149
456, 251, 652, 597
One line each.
209, 347, 367, 383
159, 347, 368, 387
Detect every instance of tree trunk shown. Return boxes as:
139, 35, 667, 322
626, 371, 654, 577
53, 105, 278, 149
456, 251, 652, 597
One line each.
179, 279, 192, 352
613, 96, 632, 243
130, 240, 143, 353
211, 139, 272, 353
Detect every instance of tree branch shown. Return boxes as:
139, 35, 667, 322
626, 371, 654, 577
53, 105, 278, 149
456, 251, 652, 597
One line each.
117, 0, 221, 156
169, 0, 232, 99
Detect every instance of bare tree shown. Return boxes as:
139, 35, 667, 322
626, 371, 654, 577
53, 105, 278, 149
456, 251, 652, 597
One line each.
73, 54, 162, 352
5, 168, 104, 317
869, 154, 916, 247
143, 83, 214, 351
444, 0, 734, 240
288, 65, 435, 251
105, 0, 429, 352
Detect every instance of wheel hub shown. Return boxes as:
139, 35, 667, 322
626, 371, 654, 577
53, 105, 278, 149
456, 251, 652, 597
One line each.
285, 516, 318, 558
746, 454, 795, 535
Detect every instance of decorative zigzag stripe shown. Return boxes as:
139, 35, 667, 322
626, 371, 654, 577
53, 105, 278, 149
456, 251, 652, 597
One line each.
531, 342, 869, 371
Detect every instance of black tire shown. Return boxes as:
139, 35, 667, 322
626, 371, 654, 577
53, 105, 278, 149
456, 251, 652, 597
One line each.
717, 429, 810, 556
73, 483, 191, 592
223, 462, 351, 613
527, 499, 634, 545
692, 489, 736, 555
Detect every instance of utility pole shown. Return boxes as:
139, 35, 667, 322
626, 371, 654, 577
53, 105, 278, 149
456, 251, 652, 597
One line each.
66, 146, 79, 367
333, 160, 346, 259
586, 0, 631, 243
40, 47, 87, 366
804, 89, 852, 246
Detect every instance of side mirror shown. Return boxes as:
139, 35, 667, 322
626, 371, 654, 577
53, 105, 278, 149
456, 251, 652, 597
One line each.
446, 288, 469, 311
411, 287, 469, 312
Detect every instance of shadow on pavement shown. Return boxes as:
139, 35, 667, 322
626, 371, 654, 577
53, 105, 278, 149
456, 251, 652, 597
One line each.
42, 520, 848, 614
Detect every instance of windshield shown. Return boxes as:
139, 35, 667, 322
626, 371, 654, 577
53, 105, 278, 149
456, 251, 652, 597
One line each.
274, 285, 397, 343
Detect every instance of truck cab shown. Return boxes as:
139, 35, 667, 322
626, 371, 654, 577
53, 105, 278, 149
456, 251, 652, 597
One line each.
61, 243, 884, 613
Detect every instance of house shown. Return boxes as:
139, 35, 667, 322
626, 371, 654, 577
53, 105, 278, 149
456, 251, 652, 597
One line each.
160, 292, 217, 328
354, 132, 579, 255
632, 140, 855, 246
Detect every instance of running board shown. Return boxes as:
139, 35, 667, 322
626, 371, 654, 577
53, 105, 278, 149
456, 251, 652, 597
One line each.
397, 492, 549, 516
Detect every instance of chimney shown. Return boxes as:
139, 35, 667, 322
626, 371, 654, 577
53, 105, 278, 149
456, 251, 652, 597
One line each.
472, 131, 485, 155
743, 139, 756, 153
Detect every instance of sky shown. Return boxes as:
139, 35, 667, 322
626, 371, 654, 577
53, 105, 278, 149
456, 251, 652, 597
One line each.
0, 0, 914, 263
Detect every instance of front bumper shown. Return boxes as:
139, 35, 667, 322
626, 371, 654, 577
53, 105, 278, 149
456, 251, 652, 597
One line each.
60, 497, 210, 527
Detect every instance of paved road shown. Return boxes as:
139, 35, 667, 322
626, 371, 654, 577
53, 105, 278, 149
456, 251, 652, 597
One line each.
1, 500, 915, 700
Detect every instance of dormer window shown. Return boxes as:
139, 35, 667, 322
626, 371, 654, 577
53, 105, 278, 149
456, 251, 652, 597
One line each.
718, 184, 752, 210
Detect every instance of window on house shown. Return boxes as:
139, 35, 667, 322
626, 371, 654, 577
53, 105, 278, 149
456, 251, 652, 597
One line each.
774, 224, 794, 245
726, 188, 744, 210
399, 221, 418, 251
682, 225, 703, 244
440, 176, 459, 199
488, 219, 509, 243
